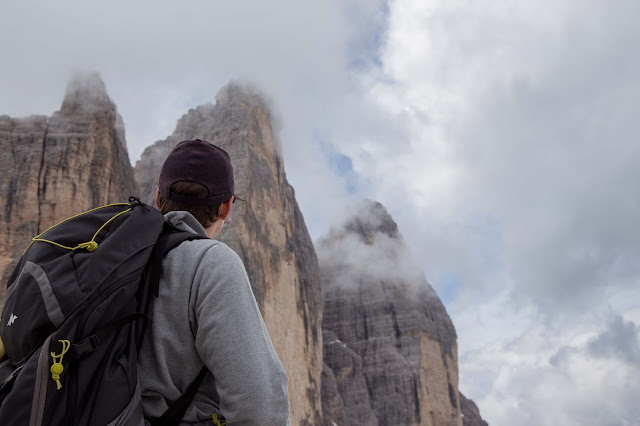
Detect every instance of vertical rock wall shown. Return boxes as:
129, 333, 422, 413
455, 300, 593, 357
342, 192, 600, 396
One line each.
0, 72, 137, 293
134, 83, 323, 425
319, 200, 463, 426
0, 115, 48, 288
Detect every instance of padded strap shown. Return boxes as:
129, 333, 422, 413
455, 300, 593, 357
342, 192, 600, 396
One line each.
137, 224, 206, 352
147, 366, 209, 426
152, 224, 207, 296
140, 223, 210, 425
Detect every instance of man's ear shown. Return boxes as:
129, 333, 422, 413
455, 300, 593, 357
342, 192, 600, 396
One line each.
219, 196, 234, 221
155, 189, 161, 210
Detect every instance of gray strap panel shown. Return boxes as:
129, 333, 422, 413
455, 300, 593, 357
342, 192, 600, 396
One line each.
30, 335, 52, 426
5, 261, 64, 327
106, 382, 144, 426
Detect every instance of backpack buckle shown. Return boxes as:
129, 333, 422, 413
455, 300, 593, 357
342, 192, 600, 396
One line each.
70, 335, 100, 358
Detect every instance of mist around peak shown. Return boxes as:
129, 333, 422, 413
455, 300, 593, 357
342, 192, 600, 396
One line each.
61, 71, 114, 112
215, 80, 284, 156
317, 199, 429, 293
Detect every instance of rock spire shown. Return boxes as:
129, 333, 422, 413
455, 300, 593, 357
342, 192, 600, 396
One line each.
0, 73, 137, 291
319, 199, 463, 426
133, 82, 323, 425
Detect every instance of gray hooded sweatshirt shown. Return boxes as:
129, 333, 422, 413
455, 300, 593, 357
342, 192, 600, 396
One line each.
138, 211, 290, 425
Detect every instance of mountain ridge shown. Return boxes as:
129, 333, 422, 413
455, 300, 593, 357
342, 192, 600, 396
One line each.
0, 73, 488, 426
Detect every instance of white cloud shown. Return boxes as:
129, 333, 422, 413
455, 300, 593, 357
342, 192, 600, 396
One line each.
460, 312, 640, 426
335, 0, 640, 423
316, 200, 427, 291
0, 0, 359, 239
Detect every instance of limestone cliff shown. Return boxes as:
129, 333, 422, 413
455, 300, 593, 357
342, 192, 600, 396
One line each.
319, 200, 463, 426
133, 83, 323, 425
322, 329, 377, 425
0, 72, 137, 293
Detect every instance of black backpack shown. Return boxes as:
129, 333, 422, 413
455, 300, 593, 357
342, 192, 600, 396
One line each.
0, 198, 210, 426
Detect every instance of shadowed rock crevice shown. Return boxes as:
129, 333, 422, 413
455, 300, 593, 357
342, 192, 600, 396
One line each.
36, 122, 48, 233
322, 330, 378, 426
321, 362, 348, 426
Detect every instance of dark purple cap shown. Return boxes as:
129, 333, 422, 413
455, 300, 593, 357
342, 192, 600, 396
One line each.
159, 139, 234, 206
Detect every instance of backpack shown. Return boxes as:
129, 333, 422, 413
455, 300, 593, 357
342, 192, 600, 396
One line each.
0, 198, 210, 426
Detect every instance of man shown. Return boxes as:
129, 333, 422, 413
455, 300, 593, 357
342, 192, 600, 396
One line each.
137, 139, 290, 425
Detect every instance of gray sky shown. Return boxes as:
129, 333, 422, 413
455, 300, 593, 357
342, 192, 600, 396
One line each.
2, 0, 639, 424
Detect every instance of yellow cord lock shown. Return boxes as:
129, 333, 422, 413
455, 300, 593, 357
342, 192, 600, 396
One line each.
76, 241, 99, 252
50, 340, 71, 390
212, 413, 226, 426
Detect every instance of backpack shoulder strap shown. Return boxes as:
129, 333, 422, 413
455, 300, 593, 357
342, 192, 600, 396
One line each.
147, 366, 209, 426
139, 223, 211, 426
149, 223, 208, 298
137, 222, 208, 350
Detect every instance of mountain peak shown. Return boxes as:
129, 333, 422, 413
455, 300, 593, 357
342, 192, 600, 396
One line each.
341, 199, 399, 243
216, 81, 265, 106
61, 71, 113, 112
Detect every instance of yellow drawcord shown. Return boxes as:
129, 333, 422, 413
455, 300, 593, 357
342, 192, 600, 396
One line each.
24, 203, 132, 254
212, 413, 226, 426
50, 340, 71, 390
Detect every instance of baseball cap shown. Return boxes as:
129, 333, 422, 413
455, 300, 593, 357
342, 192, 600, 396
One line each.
158, 139, 234, 206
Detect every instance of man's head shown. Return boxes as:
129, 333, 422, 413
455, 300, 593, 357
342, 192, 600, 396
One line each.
156, 139, 235, 237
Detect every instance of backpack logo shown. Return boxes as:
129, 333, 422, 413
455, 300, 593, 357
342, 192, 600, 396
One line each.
7, 313, 17, 326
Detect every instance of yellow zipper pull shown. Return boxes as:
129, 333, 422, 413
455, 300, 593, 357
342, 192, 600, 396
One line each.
50, 340, 70, 390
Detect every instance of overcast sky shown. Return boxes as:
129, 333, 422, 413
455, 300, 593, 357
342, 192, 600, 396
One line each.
2, 1, 639, 424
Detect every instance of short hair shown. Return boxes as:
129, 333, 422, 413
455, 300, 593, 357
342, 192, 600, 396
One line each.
157, 181, 224, 228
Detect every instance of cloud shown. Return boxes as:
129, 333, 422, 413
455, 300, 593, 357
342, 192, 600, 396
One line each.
333, 0, 640, 424
353, 0, 640, 313
0, 0, 361, 239
588, 314, 640, 366
0, 0, 349, 158
316, 200, 427, 291
464, 312, 640, 426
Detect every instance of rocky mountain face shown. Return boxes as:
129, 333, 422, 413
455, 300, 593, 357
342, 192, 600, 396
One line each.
0, 74, 488, 426
318, 201, 464, 426
0, 72, 137, 293
133, 83, 323, 425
